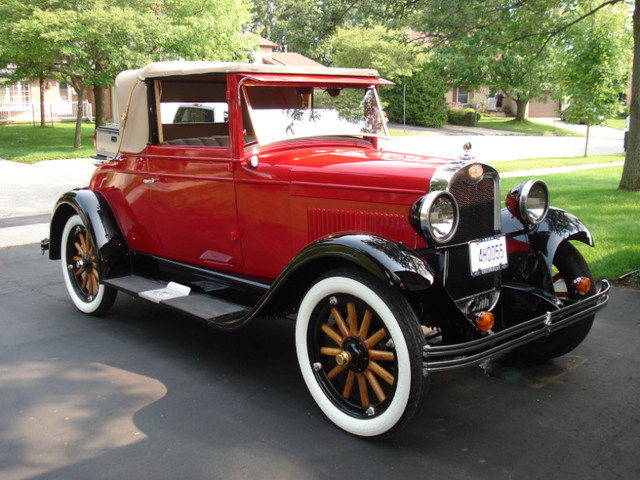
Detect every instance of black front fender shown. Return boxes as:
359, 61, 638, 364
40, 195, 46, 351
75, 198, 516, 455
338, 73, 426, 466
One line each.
250, 233, 436, 321
285, 233, 435, 291
49, 189, 129, 278
502, 206, 593, 272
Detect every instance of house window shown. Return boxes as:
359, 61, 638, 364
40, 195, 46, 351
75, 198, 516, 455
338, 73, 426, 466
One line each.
457, 87, 469, 105
1, 81, 30, 105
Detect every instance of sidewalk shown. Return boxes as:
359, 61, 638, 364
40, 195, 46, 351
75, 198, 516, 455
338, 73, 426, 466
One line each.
0, 157, 97, 248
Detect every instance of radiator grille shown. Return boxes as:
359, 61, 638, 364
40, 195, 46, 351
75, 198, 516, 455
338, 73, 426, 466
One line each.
448, 176, 497, 244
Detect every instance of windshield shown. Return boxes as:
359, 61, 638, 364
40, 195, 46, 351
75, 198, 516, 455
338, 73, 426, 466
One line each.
243, 85, 388, 146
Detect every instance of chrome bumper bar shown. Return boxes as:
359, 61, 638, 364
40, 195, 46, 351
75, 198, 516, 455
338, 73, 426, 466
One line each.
423, 280, 610, 373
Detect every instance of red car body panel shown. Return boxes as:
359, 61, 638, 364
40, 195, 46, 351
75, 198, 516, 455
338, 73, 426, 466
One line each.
90, 137, 447, 279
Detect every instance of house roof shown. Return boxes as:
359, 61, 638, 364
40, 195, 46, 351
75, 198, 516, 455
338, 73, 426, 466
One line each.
263, 52, 325, 68
255, 35, 279, 49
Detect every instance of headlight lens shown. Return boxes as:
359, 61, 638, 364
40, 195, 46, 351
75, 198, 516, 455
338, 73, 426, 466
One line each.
505, 179, 549, 225
409, 191, 459, 244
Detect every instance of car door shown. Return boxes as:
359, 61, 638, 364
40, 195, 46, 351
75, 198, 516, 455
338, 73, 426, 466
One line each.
145, 77, 244, 271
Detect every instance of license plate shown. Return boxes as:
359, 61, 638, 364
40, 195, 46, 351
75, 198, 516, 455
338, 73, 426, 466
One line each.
469, 235, 508, 277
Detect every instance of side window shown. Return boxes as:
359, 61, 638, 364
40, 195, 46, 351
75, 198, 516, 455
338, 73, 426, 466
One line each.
154, 78, 229, 147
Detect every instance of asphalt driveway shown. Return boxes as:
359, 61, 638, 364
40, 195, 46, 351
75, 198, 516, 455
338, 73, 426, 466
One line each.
0, 244, 638, 479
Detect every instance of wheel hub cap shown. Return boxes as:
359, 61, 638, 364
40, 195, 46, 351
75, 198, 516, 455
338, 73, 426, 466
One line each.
82, 253, 93, 274
340, 336, 369, 373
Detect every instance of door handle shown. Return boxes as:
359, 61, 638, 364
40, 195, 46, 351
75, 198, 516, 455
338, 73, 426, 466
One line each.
143, 178, 156, 184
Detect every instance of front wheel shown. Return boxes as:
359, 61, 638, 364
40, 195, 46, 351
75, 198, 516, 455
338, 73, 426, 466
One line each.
296, 269, 425, 437
60, 214, 116, 316
516, 242, 596, 360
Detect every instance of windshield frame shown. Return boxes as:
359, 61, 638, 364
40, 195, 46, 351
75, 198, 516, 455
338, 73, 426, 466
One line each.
240, 80, 389, 148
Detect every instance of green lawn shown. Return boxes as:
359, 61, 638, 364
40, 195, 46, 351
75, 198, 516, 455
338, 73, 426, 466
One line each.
604, 117, 627, 130
477, 117, 583, 136
501, 165, 639, 284
0, 123, 95, 163
494, 153, 624, 173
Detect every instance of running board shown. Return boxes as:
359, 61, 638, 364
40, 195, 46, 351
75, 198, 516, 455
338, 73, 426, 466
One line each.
103, 275, 250, 324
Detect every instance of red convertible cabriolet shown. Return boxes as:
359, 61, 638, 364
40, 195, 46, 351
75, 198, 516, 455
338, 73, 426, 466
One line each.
43, 62, 608, 437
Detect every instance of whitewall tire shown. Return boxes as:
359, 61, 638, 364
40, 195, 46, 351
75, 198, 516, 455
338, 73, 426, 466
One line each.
60, 214, 116, 316
296, 269, 425, 437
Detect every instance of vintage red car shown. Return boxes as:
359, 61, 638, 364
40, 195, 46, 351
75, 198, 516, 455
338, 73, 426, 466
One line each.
43, 62, 609, 437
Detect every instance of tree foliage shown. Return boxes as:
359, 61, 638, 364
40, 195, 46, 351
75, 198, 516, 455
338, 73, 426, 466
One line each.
556, 3, 631, 156
323, 26, 448, 127
250, 0, 386, 60
410, 0, 594, 121
324, 26, 426, 80
397, 0, 637, 189
0, 0, 253, 144
152, 0, 254, 61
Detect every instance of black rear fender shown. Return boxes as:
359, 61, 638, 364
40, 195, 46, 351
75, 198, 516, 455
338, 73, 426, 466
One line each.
49, 189, 130, 278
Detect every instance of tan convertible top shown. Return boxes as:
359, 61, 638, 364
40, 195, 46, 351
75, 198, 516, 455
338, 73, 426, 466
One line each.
124, 61, 381, 80
115, 62, 384, 153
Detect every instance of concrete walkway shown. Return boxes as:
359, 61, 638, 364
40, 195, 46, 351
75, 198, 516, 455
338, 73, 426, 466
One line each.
0, 157, 98, 248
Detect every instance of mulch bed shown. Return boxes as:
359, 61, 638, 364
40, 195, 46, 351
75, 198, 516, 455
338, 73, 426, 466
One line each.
611, 270, 640, 290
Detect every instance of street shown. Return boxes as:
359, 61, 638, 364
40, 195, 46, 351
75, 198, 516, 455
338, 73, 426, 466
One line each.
0, 245, 638, 479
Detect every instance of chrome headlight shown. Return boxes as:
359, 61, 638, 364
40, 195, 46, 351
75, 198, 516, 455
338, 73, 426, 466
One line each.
409, 191, 459, 244
505, 179, 549, 225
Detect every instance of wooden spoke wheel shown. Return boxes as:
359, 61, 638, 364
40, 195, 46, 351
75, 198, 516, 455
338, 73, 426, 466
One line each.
296, 269, 425, 437
61, 215, 116, 316
516, 241, 596, 360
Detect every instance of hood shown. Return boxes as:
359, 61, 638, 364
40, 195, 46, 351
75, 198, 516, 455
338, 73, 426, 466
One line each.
285, 147, 453, 196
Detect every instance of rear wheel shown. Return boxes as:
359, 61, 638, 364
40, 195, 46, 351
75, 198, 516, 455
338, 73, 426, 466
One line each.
296, 269, 425, 437
516, 242, 595, 360
60, 214, 116, 316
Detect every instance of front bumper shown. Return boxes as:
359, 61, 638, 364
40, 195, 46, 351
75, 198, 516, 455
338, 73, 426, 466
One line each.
423, 280, 610, 372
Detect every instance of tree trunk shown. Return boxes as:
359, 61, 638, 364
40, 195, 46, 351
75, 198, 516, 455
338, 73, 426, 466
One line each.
74, 86, 85, 148
619, 0, 640, 190
584, 123, 590, 157
39, 75, 46, 128
515, 98, 528, 121
94, 84, 106, 127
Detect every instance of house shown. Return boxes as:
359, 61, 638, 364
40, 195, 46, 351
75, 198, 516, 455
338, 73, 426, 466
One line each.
445, 84, 560, 117
0, 71, 110, 124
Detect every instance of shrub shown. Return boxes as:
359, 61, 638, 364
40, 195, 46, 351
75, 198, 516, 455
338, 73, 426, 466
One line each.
447, 108, 478, 126
382, 63, 448, 128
